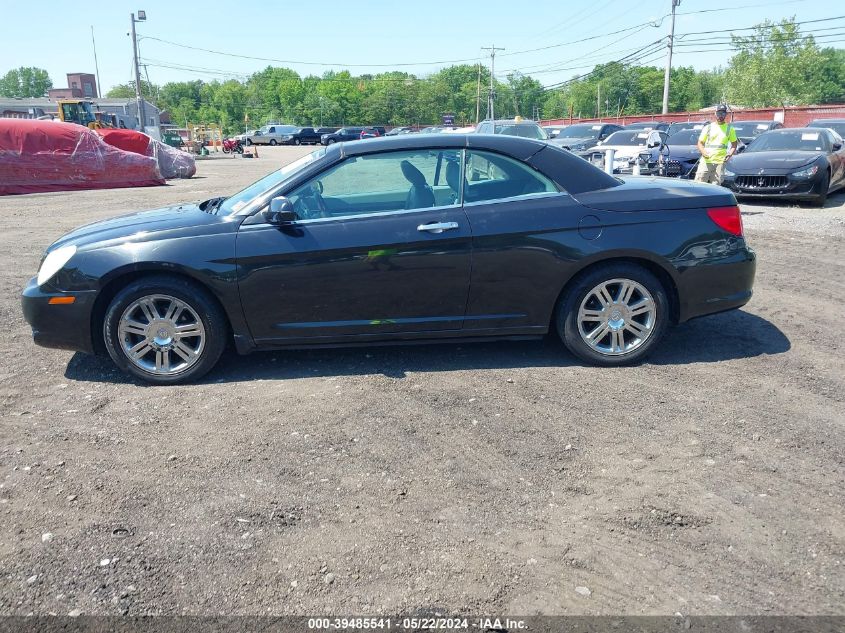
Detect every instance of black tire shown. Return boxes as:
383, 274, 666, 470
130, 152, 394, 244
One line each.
103, 275, 228, 385
813, 170, 830, 206
327, 139, 336, 145
269, 139, 277, 146
294, 138, 301, 145
246, 139, 253, 146
556, 263, 669, 366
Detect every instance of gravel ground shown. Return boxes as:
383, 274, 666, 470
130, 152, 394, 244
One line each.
0, 146, 843, 617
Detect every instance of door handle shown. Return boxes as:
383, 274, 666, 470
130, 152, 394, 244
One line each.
417, 221, 459, 233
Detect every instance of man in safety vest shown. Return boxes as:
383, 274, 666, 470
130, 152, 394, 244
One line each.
695, 104, 738, 185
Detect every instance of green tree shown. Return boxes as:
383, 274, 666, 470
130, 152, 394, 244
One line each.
0, 67, 52, 97
106, 79, 157, 101
724, 18, 845, 106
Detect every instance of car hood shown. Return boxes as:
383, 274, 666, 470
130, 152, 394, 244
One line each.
727, 151, 821, 174
666, 144, 701, 161
574, 176, 736, 212
48, 203, 238, 252
586, 145, 649, 159
551, 135, 598, 147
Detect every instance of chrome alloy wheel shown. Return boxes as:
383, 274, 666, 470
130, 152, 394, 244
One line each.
576, 278, 656, 356
117, 294, 206, 376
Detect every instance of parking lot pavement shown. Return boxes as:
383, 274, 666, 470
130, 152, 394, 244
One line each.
1, 147, 843, 616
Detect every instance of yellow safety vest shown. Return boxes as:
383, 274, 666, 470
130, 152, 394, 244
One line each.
699, 122, 737, 164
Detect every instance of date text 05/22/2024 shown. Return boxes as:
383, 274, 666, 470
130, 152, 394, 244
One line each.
307, 617, 527, 630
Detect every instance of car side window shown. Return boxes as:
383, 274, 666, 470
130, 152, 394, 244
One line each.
464, 150, 557, 203
286, 149, 462, 220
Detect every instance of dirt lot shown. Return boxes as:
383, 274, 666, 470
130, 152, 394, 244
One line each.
0, 146, 843, 617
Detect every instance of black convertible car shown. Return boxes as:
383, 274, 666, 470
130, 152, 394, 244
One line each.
722, 127, 845, 205
22, 135, 756, 384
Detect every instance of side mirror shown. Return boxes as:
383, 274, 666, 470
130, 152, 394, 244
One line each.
736, 145, 746, 154
833, 143, 842, 151
264, 197, 297, 224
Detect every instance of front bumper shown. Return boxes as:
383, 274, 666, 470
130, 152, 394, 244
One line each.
722, 174, 825, 200
21, 277, 97, 354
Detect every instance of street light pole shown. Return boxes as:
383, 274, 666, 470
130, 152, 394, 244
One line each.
130, 11, 147, 132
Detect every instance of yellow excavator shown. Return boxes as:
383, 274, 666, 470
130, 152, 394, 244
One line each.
57, 100, 116, 129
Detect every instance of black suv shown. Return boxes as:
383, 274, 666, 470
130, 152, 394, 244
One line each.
321, 127, 364, 145
281, 127, 322, 145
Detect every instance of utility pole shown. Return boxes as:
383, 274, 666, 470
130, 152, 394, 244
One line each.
481, 45, 504, 121
90, 26, 102, 98
597, 83, 601, 120
662, 0, 681, 115
475, 62, 482, 124
130, 11, 147, 132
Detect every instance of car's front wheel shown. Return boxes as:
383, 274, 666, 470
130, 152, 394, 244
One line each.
813, 170, 830, 206
103, 276, 227, 384
557, 263, 669, 366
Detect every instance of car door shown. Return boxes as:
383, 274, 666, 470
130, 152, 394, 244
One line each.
460, 149, 587, 333
236, 148, 472, 344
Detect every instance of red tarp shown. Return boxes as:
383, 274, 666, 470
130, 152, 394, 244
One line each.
0, 119, 165, 195
96, 128, 196, 179
96, 128, 152, 155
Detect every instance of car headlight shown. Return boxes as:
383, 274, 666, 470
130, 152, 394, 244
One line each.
792, 164, 819, 178
37, 245, 76, 286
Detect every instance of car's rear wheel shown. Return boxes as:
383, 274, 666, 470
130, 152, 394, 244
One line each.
557, 263, 669, 366
103, 276, 227, 384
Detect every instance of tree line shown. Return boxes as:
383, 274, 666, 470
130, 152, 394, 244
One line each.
2, 19, 842, 134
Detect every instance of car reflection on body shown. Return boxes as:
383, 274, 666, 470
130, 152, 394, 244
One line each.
723, 127, 845, 205
22, 134, 756, 384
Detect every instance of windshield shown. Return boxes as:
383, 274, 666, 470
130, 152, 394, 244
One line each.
731, 122, 770, 138
559, 123, 602, 138
810, 121, 845, 136
217, 147, 327, 215
494, 124, 548, 140
603, 131, 653, 146
667, 130, 700, 145
745, 130, 830, 153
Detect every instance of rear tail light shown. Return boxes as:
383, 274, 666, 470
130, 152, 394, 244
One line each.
707, 205, 743, 236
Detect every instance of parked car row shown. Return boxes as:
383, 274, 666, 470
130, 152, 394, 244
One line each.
539, 117, 845, 205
